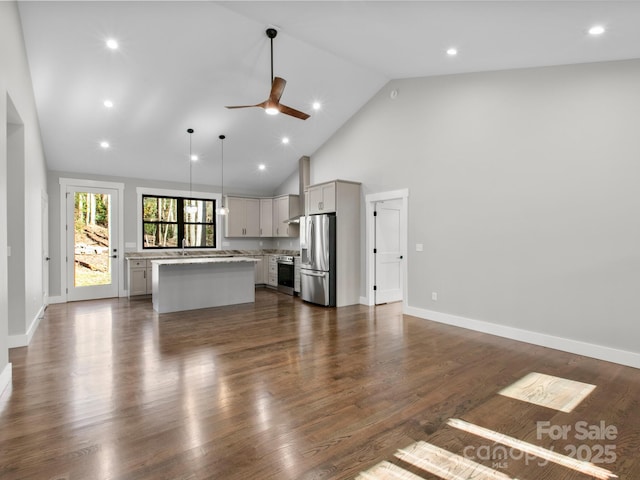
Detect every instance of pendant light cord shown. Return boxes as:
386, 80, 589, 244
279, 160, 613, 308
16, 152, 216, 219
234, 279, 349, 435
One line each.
219, 134, 226, 211
220, 138, 224, 200
189, 132, 193, 198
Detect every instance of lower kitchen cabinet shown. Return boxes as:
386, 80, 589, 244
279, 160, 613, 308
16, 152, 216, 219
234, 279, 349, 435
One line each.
267, 255, 278, 287
294, 257, 300, 293
128, 259, 153, 296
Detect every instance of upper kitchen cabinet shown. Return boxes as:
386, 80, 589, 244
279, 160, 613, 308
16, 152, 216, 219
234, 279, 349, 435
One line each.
307, 181, 336, 215
259, 198, 273, 237
305, 180, 361, 217
273, 194, 300, 238
224, 196, 260, 237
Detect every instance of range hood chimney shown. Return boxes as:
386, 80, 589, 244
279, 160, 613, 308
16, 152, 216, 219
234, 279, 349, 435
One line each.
299, 155, 310, 214
285, 156, 310, 224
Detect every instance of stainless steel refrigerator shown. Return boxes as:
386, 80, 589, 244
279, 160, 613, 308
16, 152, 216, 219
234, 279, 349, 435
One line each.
300, 214, 336, 306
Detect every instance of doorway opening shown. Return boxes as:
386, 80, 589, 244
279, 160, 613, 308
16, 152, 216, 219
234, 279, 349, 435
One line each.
60, 178, 124, 301
365, 189, 408, 306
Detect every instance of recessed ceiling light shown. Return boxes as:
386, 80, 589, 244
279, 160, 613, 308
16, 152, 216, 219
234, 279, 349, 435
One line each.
589, 25, 605, 36
281, 137, 290, 145
100, 141, 110, 149
106, 38, 119, 50
446, 47, 458, 56
312, 101, 321, 111
258, 164, 266, 171
190, 155, 198, 161
103, 99, 114, 108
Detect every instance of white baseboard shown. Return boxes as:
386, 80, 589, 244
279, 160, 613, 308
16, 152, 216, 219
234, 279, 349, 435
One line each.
8, 305, 45, 349
404, 306, 640, 370
0, 362, 12, 397
48, 295, 65, 304
359, 296, 372, 306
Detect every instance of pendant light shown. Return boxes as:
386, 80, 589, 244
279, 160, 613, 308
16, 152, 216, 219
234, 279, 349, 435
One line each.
216, 134, 229, 215
185, 128, 197, 215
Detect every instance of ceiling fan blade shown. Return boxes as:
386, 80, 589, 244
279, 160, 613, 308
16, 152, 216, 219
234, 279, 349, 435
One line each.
225, 101, 267, 110
225, 102, 265, 109
269, 77, 287, 103
279, 103, 310, 120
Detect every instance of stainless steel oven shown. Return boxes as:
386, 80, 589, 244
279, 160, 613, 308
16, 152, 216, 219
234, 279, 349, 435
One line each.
276, 255, 295, 295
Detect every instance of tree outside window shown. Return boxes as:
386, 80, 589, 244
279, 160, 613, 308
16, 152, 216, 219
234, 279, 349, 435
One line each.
142, 195, 215, 249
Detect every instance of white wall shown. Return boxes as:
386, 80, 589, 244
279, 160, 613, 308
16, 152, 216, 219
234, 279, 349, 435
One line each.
0, 1, 49, 384
274, 168, 299, 197
310, 59, 640, 364
7, 122, 25, 336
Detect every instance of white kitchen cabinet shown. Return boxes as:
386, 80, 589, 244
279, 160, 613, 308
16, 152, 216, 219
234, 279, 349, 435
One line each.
307, 181, 336, 215
273, 194, 299, 238
259, 198, 273, 237
128, 259, 152, 296
225, 196, 260, 237
294, 257, 300, 293
130, 268, 147, 296
267, 255, 278, 287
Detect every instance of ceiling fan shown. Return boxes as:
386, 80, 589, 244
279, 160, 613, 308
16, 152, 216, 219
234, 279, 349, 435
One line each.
226, 28, 310, 120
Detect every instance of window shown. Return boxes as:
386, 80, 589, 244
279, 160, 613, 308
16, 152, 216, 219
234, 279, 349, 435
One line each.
142, 195, 216, 249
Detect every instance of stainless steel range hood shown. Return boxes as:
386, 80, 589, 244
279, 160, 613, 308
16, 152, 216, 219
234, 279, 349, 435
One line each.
283, 156, 310, 224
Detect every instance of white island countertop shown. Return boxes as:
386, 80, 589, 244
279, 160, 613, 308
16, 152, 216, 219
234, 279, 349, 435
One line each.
150, 256, 259, 266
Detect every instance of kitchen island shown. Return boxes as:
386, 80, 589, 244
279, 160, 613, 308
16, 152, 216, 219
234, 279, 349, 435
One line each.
151, 257, 259, 314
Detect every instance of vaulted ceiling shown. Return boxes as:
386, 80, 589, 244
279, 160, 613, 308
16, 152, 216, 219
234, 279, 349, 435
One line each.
18, 1, 640, 195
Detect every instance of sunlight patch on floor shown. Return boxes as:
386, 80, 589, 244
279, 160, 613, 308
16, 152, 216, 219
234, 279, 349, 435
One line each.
395, 441, 517, 480
447, 418, 617, 480
499, 372, 595, 413
355, 461, 424, 480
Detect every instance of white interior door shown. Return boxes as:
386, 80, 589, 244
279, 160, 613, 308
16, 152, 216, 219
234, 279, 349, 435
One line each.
42, 193, 49, 305
66, 186, 119, 301
375, 199, 403, 304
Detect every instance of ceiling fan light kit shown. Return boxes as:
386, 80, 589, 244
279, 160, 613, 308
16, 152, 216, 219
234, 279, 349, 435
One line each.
226, 28, 310, 120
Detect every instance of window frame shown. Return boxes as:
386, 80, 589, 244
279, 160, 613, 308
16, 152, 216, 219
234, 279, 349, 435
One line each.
136, 187, 222, 251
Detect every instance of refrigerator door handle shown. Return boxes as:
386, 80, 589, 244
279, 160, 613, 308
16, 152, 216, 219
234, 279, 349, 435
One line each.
302, 270, 326, 277
309, 219, 315, 268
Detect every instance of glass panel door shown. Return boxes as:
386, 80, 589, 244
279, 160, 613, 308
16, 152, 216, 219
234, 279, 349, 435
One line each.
67, 186, 119, 301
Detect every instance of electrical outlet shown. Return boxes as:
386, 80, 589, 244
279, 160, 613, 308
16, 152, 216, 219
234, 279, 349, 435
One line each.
416, 243, 423, 252
432, 292, 438, 301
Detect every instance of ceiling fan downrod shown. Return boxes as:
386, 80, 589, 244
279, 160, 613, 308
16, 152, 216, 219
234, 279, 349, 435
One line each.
266, 28, 277, 85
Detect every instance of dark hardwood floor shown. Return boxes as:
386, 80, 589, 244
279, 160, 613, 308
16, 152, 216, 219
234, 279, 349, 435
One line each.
1, 289, 639, 479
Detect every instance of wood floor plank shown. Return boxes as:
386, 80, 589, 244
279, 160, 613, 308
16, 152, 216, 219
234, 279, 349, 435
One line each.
1, 290, 639, 479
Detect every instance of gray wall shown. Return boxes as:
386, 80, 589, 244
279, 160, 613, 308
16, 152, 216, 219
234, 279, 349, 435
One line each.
0, 1, 48, 377
310, 59, 640, 355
